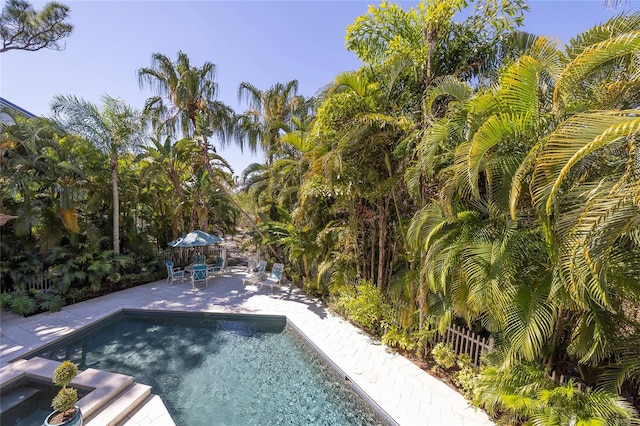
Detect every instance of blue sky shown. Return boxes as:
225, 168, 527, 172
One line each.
2, 0, 639, 176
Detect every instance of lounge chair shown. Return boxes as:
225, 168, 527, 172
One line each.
191, 264, 208, 289
166, 261, 185, 285
243, 260, 267, 286
259, 263, 284, 291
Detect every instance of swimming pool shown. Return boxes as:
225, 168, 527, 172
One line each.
26, 310, 388, 425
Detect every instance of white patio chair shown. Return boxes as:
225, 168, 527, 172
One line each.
259, 263, 284, 291
166, 261, 185, 285
242, 260, 267, 286
191, 264, 208, 289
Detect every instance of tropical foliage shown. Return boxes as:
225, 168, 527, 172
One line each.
1, 56, 240, 313
241, 1, 640, 421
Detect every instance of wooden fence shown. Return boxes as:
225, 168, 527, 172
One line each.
23, 272, 55, 292
435, 325, 586, 389
435, 325, 494, 368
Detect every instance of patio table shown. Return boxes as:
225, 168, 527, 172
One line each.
184, 264, 209, 273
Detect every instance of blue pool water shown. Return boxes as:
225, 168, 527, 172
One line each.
28, 311, 387, 425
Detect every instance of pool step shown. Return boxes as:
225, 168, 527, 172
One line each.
84, 383, 151, 426
117, 394, 176, 426
0, 385, 39, 416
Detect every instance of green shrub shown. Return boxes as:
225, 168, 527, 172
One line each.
413, 327, 438, 354
0, 292, 11, 309
453, 365, 478, 398
37, 291, 64, 312
7, 292, 36, 316
53, 360, 78, 386
382, 325, 437, 353
331, 280, 392, 334
382, 326, 418, 351
51, 387, 78, 414
457, 353, 472, 369
66, 287, 92, 303
476, 363, 640, 425
431, 342, 456, 370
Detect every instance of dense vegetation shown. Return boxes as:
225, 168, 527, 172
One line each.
2, 0, 640, 423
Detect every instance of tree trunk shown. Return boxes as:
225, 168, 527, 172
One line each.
352, 197, 362, 279
387, 239, 396, 287
422, 23, 437, 128
544, 307, 568, 368
189, 199, 197, 232
111, 152, 120, 255
168, 168, 186, 237
377, 198, 389, 292
370, 222, 376, 283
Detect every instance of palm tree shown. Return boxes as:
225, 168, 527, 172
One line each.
137, 51, 238, 234
303, 67, 415, 292
138, 135, 195, 236
137, 51, 234, 144
0, 115, 83, 250
51, 95, 143, 254
406, 13, 640, 395
237, 80, 301, 166
137, 51, 282, 259
529, 14, 640, 377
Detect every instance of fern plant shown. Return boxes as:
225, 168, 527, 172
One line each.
37, 291, 64, 313
7, 292, 36, 316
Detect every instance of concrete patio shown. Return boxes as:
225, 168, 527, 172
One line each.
0, 268, 494, 426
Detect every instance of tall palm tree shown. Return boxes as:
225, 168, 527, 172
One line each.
137, 51, 281, 259
407, 12, 640, 388
237, 80, 301, 166
241, 96, 315, 210
137, 51, 238, 234
529, 14, 640, 378
137, 51, 234, 144
51, 95, 143, 254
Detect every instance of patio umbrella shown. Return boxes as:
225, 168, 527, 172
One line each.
168, 230, 224, 248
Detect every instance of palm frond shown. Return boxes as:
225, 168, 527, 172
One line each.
555, 31, 640, 107
531, 110, 640, 216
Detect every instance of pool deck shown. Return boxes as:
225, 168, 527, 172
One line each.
0, 268, 494, 426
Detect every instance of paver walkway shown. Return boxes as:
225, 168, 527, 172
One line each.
0, 268, 494, 426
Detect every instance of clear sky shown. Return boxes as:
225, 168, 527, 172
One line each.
2, 0, 639, 177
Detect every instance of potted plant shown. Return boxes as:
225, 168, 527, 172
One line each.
44, 360, 82, 426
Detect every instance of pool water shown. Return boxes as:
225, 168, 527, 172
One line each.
29, 311, 386, 425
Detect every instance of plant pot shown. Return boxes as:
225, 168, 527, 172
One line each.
43, 406, 82, 426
